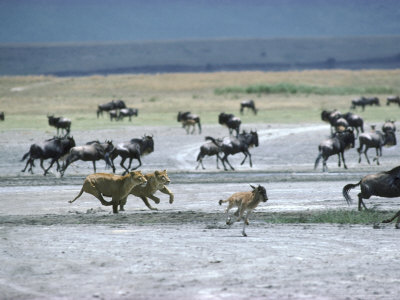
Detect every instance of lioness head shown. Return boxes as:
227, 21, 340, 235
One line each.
154, 170, 170, 185
129, 170, 147, 186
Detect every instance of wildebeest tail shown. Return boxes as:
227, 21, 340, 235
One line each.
342, 181, 361, 205
21, 151, 30, 162
205, 136, 217, 145
314, 151, 322, 170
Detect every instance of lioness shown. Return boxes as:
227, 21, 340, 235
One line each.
120, 169, 174, 211
69, 171, 147, 213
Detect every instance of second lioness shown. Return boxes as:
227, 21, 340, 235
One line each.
69, 171, 147, 213
119, 170, 174, 211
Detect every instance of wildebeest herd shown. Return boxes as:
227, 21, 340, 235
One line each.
16, 96, 400, 233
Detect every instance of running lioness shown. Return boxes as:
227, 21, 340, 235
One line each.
69, 171, 147, 213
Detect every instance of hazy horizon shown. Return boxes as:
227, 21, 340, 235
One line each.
1, 0, 400, 44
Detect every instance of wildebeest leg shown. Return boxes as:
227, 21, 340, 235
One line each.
363, 147, 371, 164
337, 153, 342, 168
43, 158, 57, 176
357, 193, 368, 211
119, 157, 130, 174
382, 210, 400, 229
140, 196, 158, 210
241, 150, 252, 167
341, 152, 348, 169
225, 202, 235, 225
21, 158, 32, 173
240, 152, 248, 165
322, 157, 328, 172
222, 154, 235, 171
131, 157, 142, 170
242, 210, 252, 237
92, 161, 97, 173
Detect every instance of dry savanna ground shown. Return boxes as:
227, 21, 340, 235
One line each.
1, 70, 400, 300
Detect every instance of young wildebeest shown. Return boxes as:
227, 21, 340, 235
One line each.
357, 127, 397, 165
240, 100, 257, 115
382, 120, 396, 133
118, 108, 138, 121
207, 130, 259, 171
219, 185, 268, 236
47, 115, 71, 136
61, 140, 114, 176
386, 96, 400, 106
69, 171, 147, 214
314, 129, 355, 172
342, 166, 400, 228
342, 112, 364, 136
177, 111, 202, 134
218, 112, 241, 137
195, 137, 223, 170
97, 99, 126, 118
21, 136, 76, 175
106, 135, 154, 174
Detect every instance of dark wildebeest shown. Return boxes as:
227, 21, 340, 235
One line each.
109, 110, 119, 121
218, 112, 241, 137
314, 129, 355, 172
351, 96, 380, 111
386, 96, 400, 106
21, 136, 76, 175
357, 127, 397, 165
195, 137, 223, 170
61, 140, 114, 176
321, 109, 346, 133
47, 115, 71, 136
207, 131, 259, 171
97, 100, 126, 118
177, 111, 202, 134
342, 166, 400, 228
0, 112, 4, 121
342, 112, 364, 136
382, 120, 396, 133
118, 108, 138, 121
240, 100, 257, 115
106, 135, 154, 174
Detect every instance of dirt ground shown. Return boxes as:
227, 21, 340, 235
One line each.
1, 122, 400, 300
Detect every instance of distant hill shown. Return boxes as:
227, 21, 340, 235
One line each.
1, 36, 400, 76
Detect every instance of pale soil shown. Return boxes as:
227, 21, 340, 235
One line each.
0, 123, 399, 300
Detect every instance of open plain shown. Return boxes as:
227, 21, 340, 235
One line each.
1, 70, 400, 299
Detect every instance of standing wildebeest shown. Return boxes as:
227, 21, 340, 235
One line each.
177, 111, 202, 134
314, 129, 355, 172
118, 108, 138, 121
240, 100, 257, 115
61, 140, 114, 176
21, 136, 76, 175
0, 112, 4, 121
386, 96, 400, 106
106, 135, 154, 174
195, 137, 223, 170
342, 112, 364, 136
109, 110, 119, 121
207, 131, 259, 171
218, 112, 241, 137
47, 115, 71, 136
321, 109, 347, 133
351, 96, 380, 111
382, 120, 396, 133
343, 166, 400, 228
97, 99, 126, 118
357, 127, 397, 165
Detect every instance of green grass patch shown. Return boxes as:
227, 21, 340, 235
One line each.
265, 209, 397, 225
215, 83, 395, 96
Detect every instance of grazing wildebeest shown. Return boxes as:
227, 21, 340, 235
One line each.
118, 108, 138, 121
177, 111, 202, 134
240, 100, 257, 115
195, 137, 223, 170
61, 140, 114, 176
314, 129, 355, 172
357, 128, 397, 165
0, 112, 4, 121
207, 130, 259, 171
382, 120, 396, 133
342, 166, 400, 228
47, 115, 71, 136
218, 112, 241, 137
97, 100, 126, 118
351, 96, 380, 111
21, 136, 76, 175
386, 96, 400, 106
342, 112, 364, 136
106, 135, 154, 174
